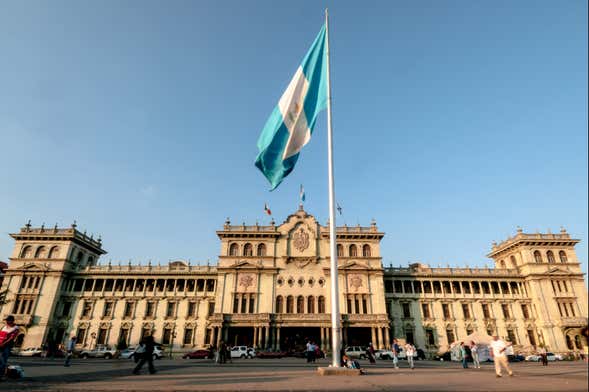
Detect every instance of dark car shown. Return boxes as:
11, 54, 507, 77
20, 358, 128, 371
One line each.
256, 351, 288, 359
182, 349, 211, 359
416, 349, 426, 360
434, 352, 452, 361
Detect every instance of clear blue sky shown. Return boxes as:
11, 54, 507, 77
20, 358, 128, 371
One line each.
1, 0, 587, 274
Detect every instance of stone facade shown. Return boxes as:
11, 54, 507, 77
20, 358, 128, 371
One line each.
0, 210, 587, 356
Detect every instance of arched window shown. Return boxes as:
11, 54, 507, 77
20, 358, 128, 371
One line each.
559, 251, 568, 263
243, 243, 253, 256
349, 244, 357, 257
229, 243, 239, 256
575, 335, 583, 349
48, 246, 60, 259
510, 256, 517, 269
276, 296, 283, 313
307, 296, 315, 313
318, 296, 326, 313
337, 244, 343, 257
297, 296, 305, 313
566, 335, 574, 350
35, 246, 47, 259
257, 243, 266, 257
533, 251, 543, 263
362, 244, 371, 257
499, 260, 506, 269
547, 251, 555, 264
20, 245, 33, 258
286, 296, 294, 313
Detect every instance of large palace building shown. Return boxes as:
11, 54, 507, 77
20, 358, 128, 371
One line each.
1, 208, 587, 357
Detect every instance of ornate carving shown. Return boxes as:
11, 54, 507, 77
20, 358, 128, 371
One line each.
239, 274, 255, 289
293, 227, 310, 252
285, 257, 317, 269
349, 274, 363, 291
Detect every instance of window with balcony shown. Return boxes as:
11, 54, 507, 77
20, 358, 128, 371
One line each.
166, 302, 176, 318
145, 301, 156, 318
187, 302, 197, 317
103, 301, 114, 317
482, 303, 491, 319
123, 301, 134, 318
184, 328, 193, 345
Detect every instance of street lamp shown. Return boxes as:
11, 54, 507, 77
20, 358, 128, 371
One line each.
90, 332, 97, 349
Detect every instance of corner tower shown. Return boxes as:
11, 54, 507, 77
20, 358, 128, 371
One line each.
0, 222, 106, 348
488, 228, 588, 353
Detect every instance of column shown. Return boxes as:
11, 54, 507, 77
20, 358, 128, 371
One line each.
371, 327, 377, 346
253, 327, 258, 347
258, 327, 263, 349
384, 327, 390, 348
223, 326, 229, 342
276, 327, 281, 350
321, 328, 326, 351
377, 327, 383, 349
264, 326, 270, 350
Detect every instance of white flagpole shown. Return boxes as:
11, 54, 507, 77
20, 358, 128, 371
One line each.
325, 8, 341, 368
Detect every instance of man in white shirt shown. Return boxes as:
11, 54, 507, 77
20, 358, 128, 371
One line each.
489, 336, 513, 377
405, 343, 416, 370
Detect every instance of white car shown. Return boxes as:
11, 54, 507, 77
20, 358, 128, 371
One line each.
525, 352, 561, 362
230, 346, 255, 359
120, 345, 164, 361
374, 349, 395, 360
18, 347, 43, 357
344, 346, 368, 359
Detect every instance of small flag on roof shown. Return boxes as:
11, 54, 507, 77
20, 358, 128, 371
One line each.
300, 184, 306, 203
264, 203, 272, 215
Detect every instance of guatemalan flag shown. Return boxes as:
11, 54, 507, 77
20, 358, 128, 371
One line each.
255, 25, 328, 190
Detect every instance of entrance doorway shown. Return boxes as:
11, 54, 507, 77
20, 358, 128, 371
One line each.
345, 327, 371, 347
280, 327, 320, 352
228, 327, 254, 346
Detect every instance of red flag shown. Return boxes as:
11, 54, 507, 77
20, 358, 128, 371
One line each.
264, 203, 272, 215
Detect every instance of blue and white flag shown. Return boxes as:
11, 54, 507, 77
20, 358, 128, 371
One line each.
255, 25, 328, 190
300, 184, 306, 203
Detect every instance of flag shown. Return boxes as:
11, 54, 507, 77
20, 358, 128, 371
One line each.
264, 203, 272, 215
336, 203, 342, 215
300, 184, 306, 203
255, 25, 328, 190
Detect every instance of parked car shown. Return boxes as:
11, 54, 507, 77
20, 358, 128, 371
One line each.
344, 346, 367, 360
375, 349, 395, 360
256, 351, 288, 359
230, 346, 256, 359
119, 345, 164, 361
79, 345, 119, 359
17, 347, 43, 357
526, 353, 561, 362
508, 354, 526, 362
182, 349, 211, 359
433, 351, 452, 361
397, 347, 418, 360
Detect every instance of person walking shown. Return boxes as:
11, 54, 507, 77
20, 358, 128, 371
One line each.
218, 341, 226, 364
226, 344, 232, 363
405, 342, 416, 370
0, 315, 20, 381
64, 336, 77, 367
306, 340, 315, 363
459, 342, 468, 369
367, 343, 376, 364
489, 335, 513, 378
470, 341, 481, 369
539, 346, 548, 366
133, 335, 156, 375
391, 338, 400, 369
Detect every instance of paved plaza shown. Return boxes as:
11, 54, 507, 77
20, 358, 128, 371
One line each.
2, 357, 588, 392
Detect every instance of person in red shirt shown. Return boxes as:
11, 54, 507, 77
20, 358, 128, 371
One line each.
0, 315, 20, 380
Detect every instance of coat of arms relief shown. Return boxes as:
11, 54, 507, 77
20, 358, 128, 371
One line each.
239, 274, 255, 290
349, 274, 363, 291
292, 227, 310, 252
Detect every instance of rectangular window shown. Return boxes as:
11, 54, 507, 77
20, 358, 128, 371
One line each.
442, 304, 451, 320
249, 297, 255, 313
362, 298, 367, 314
521, 304, 530, 319
183, 328, 193, 345
119, 328, 130, 345
162, 328, 172, 345
472, 281, 480, 294
569, 303, 576, 317
354, 298, 360, 314
141, 327, 150, 340
77, 328, 87, 344
145, 302, 156, 317
204, 329, 211, 345
347, 298, 353, 314
233, 297, 240, 313
240, 297, 247, 313
482, 304, 491, 319
97, 328, 108, 345
406, 330, 414, 344
446, 329, 455, 344
61, 302, 72, 317
187, 302, 196, 317
82, 301, 93, 317
527, 329, 536, 346
166, 302, 176, 318
421, 303, 431, 319
402, 303, 411, 318
507, 329, 517, 344
462, 303, 471, 319
426, 329, 435, 345
103, 301, 114, 317
208, 302, 215, 316
501, 304, 510, 318
124, 302, 134, 318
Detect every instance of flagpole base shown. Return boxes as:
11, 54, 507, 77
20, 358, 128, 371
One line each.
317, 367, 362, 376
